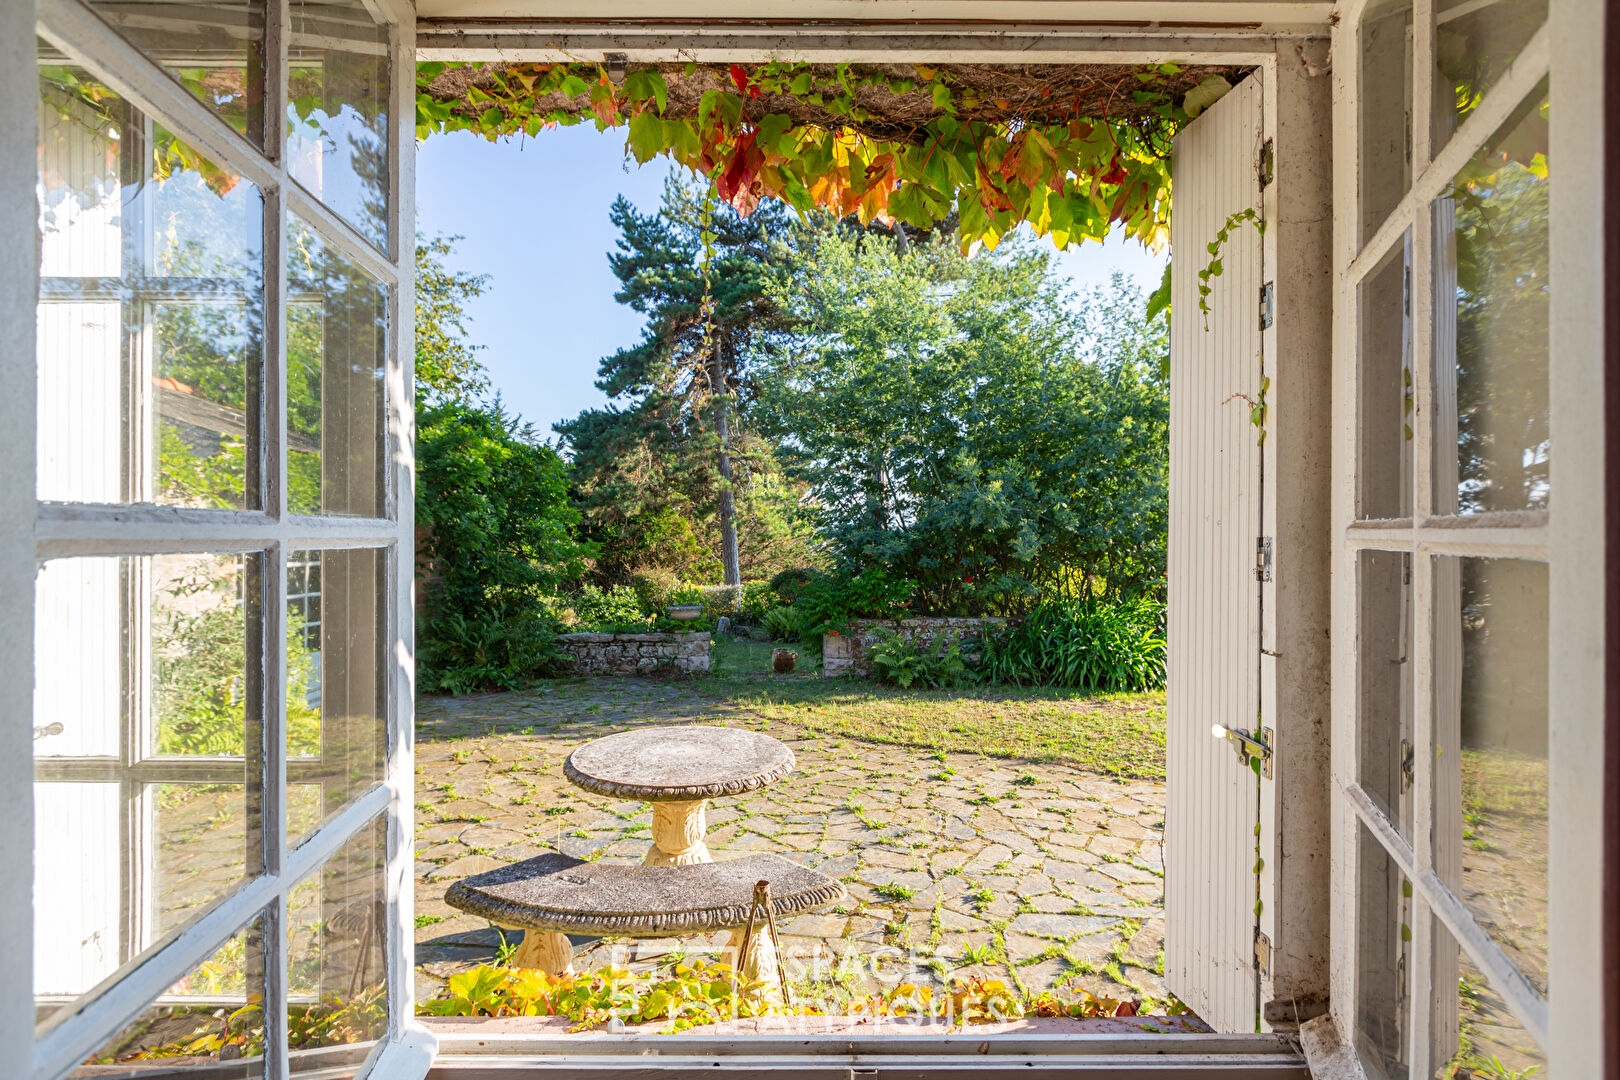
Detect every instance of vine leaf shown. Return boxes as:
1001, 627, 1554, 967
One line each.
1182, 74, 1233, 119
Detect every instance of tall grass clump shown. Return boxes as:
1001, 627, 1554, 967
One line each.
982, 597, 1166, 691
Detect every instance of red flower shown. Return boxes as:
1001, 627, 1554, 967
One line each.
829, 629, 840, 636
963, 575, 975, 584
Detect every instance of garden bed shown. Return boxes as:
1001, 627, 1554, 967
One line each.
822, 618, 1004, 679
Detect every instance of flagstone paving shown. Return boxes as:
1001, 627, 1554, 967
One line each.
413, 677, 1171, 1011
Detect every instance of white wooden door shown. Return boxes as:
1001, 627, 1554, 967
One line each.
1164, 71, 1266, 1032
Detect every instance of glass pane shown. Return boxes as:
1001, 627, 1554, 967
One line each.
1357, 234, 1413, 520
1432, 556, 1548, 996
87, 1, 267, 145
287, 218, 387, 517
1432, 89, 1549, 516
287, 0, 390, 250
1432, 923, 1546, 1079
1359, 0, 1413, 243
34, 553, 266, 1033
73, 912, 269, 1076
288, 548, 387, 846
1358, 550, 1414, 835
36, 46, 264, 510
1355, 824, 1412, 1079
1435, 0, 1547, 138
288, 816, 387, 1070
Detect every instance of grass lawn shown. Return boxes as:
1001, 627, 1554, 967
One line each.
702, 637, 1166, 779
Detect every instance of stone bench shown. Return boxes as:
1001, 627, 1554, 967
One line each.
445, 852, 846, 987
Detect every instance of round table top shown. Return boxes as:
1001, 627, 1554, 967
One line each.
563, 725, 794, 802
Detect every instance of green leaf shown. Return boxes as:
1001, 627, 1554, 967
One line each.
1183, 74, 1233, 119
627, 112, 664, 163
558, 73, 590, 98
1145, 261, 1173, 326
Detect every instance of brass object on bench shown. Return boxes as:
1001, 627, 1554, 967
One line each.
444, 851, 846, 990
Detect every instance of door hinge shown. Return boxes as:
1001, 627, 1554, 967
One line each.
1255, 536, 1274, 582
1212, 724, 1273, 778
1259, 282, 1275, 330
1258, 139, 1275, 187
1254, 929, 1272, 975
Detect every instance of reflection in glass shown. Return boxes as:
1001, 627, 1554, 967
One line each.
1433, 90, 1549, 516
35, 48, 264, 509
74, 913, 268, 1076
287, 0, 390, 249
1359, 0, 1413, 242
34, 553, 265, 1033
288, 549, 386, 845
1433, 926, 1546, 1079
1355, 825, 1410, 1079
1433, 557, 1548, 995
87, 1, 267, 145
1358, 551, 1413, 835
1435, 0, 1546, 135
287, 218, 388, 518
1357, 236, 1413, 520
288, 816, 387, 1069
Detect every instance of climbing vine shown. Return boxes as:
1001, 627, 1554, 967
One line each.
1195, 206, 1265, 329
416, 60, 1240, 253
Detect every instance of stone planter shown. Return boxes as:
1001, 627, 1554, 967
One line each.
821, 618, 1005, 679
557, 631, 711, 676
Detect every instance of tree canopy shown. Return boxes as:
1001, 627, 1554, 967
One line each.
757, 229, 1169, 610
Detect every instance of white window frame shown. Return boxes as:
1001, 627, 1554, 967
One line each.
1328, 0, 1608, 1074
7, 0, 433, 1077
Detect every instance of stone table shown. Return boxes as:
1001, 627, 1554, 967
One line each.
563, 725, 795, 866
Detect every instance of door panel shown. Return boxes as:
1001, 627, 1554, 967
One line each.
1165, 72, 1266, 1032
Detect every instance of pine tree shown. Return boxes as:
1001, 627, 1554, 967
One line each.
556, 176, 808, 587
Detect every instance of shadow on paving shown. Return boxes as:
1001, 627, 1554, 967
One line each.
413, 676, 1170, 1011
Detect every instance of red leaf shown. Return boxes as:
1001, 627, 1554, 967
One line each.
1100, 155, 1129, 185
1113, 1000, 1139, 1017
729, 64, 761, 98
715, 130, 765, 215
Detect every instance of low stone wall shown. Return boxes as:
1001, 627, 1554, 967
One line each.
557, 631, 711, 676
822, 618, 1004, 679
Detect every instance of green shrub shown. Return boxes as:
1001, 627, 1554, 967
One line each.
868, 628, 977, 690
767, 567, 820, 605
416, 400, 591, 694
794, 567, 914, 640
738, 582, 781, 622
762, 605, 805, 641
628, 569, 680, 614
981, 597, 1166, 691
570, 583, 644, 626
418, 608, 563, 696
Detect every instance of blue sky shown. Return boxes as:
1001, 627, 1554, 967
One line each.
416, 126, 1167, 440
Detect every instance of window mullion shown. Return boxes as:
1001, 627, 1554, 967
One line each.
1412, 0, 1435, 176
37, 0, 280, 204
285, 184, 400, 287
1343, 19, 1549, 283
378, 4, 418, 1055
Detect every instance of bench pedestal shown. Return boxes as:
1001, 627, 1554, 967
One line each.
504, 927, 575, 976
